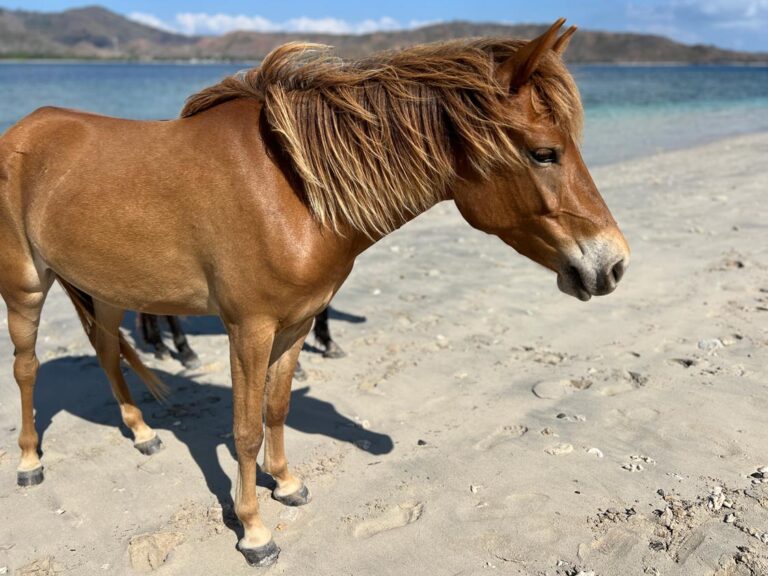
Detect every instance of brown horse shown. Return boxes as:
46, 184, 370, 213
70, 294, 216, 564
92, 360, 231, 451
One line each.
0, 20, 629, 566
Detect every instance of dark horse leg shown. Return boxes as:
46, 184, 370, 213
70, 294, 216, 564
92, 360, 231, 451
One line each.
313, 307, 345, 358
141, 309, 345, 371
165, 315, 201, 369
138, 313, 172, 360
294, 307, 344, 381
137, 314, 200, 369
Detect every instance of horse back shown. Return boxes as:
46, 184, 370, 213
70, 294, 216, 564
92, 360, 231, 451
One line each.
0, 102, 357, 320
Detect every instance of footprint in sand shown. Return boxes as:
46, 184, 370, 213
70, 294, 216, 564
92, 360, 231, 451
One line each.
352, 503, 424, 539
532, 378, 591, 399
474, 424, 528, 451
598, 369, 649, 396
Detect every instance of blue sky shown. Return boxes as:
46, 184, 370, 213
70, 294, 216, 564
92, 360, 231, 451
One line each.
10, 1, 768, 51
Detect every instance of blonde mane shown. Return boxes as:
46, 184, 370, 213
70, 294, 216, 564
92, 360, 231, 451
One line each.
182, 39, 583, 238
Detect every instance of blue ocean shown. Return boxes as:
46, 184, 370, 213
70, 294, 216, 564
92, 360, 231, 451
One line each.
1, 62, 767, 166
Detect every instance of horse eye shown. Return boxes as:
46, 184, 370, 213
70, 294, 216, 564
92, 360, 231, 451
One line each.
530, 148, 558, 165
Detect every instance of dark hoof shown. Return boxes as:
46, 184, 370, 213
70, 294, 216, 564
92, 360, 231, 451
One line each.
153, 345, 172, 360
179, 349, 201, 370
272, 483, 311, 507
17, 466, 44, 487
322, 340, 346, 359
135, 435, 164, 456
293, 362, 308, 382
238, 539, 280, 567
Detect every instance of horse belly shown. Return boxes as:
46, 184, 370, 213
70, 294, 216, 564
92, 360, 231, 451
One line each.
25, 174, 212, 315
35, 230, 211, 315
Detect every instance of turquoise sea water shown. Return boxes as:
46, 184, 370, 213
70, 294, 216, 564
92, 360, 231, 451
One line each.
0, 62, 767, 166
574, 65, 768, 165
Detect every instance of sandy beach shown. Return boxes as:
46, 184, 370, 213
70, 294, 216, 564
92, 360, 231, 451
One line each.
1, 131, 767, 575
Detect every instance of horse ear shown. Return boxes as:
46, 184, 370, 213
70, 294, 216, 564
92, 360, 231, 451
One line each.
496, 18, 566, 92
553, 25, 577, 56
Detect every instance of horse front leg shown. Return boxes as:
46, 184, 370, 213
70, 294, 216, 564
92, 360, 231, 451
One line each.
227, 319, 279, 567
263, 326, 312, 506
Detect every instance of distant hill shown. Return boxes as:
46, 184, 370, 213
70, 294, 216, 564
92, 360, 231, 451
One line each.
1, 5, 767, 64
0, 6, 194, 58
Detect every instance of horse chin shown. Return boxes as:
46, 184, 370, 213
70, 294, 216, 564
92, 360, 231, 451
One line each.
557, 272, 592, 302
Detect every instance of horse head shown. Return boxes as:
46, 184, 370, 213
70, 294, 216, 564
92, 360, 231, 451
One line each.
453, 19, 630, 301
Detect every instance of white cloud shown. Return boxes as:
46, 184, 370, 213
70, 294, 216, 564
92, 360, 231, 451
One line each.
127, 12, 178, 33
285, 16, 402, 34
627, 0, 768, 35
173, 13, 276, 35
128, 12, 425, 36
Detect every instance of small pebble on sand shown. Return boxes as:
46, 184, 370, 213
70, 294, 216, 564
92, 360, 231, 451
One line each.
697, 338, 724, 352
587, 448, 604, 458
630, 455, 656, 465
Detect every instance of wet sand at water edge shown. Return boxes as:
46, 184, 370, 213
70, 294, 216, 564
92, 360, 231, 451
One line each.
0, 132, 767, 575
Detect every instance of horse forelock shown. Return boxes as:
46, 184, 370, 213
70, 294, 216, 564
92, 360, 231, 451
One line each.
182, 39, 583, 238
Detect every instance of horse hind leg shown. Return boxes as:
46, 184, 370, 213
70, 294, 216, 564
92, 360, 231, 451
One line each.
139, 313, 172, 360
314, 308, 345, 359
3, 270, 54, 486
93, 302, 163, 455
165, 315, 200, 369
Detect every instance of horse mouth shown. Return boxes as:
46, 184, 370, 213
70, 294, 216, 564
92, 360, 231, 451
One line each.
557, 258, 627, 302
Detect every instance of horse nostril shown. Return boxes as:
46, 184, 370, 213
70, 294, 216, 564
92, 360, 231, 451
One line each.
569, 265, 587, 292
610, 259, 626, 284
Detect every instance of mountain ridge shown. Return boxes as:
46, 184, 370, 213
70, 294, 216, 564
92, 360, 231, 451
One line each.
1, 6, 766, 64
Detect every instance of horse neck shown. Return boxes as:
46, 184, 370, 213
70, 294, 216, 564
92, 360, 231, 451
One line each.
345, 195, 453, 257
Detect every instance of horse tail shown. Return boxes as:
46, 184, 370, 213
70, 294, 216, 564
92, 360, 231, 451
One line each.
56, 277, 169, 401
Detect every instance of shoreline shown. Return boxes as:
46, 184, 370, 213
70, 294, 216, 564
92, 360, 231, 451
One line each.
586, 127, 768, 170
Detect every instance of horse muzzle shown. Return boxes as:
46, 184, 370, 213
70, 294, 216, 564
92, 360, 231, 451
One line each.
556, 238, 629, 301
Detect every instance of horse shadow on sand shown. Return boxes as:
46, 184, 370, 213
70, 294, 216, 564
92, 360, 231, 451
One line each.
33, 355, 392, 536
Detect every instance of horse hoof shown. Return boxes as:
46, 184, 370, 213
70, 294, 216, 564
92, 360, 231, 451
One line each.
17, 466, 44, 487
179, 350, 201, 370
272, 483, 311, 507
135, 436, 164, 456
154, 346, 172, 360
322, 341, 346, 359
293, 363, 308, 382
238, 539, 280, 567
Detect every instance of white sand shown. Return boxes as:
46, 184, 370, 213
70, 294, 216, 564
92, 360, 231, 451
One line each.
1, 132, 767, 575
